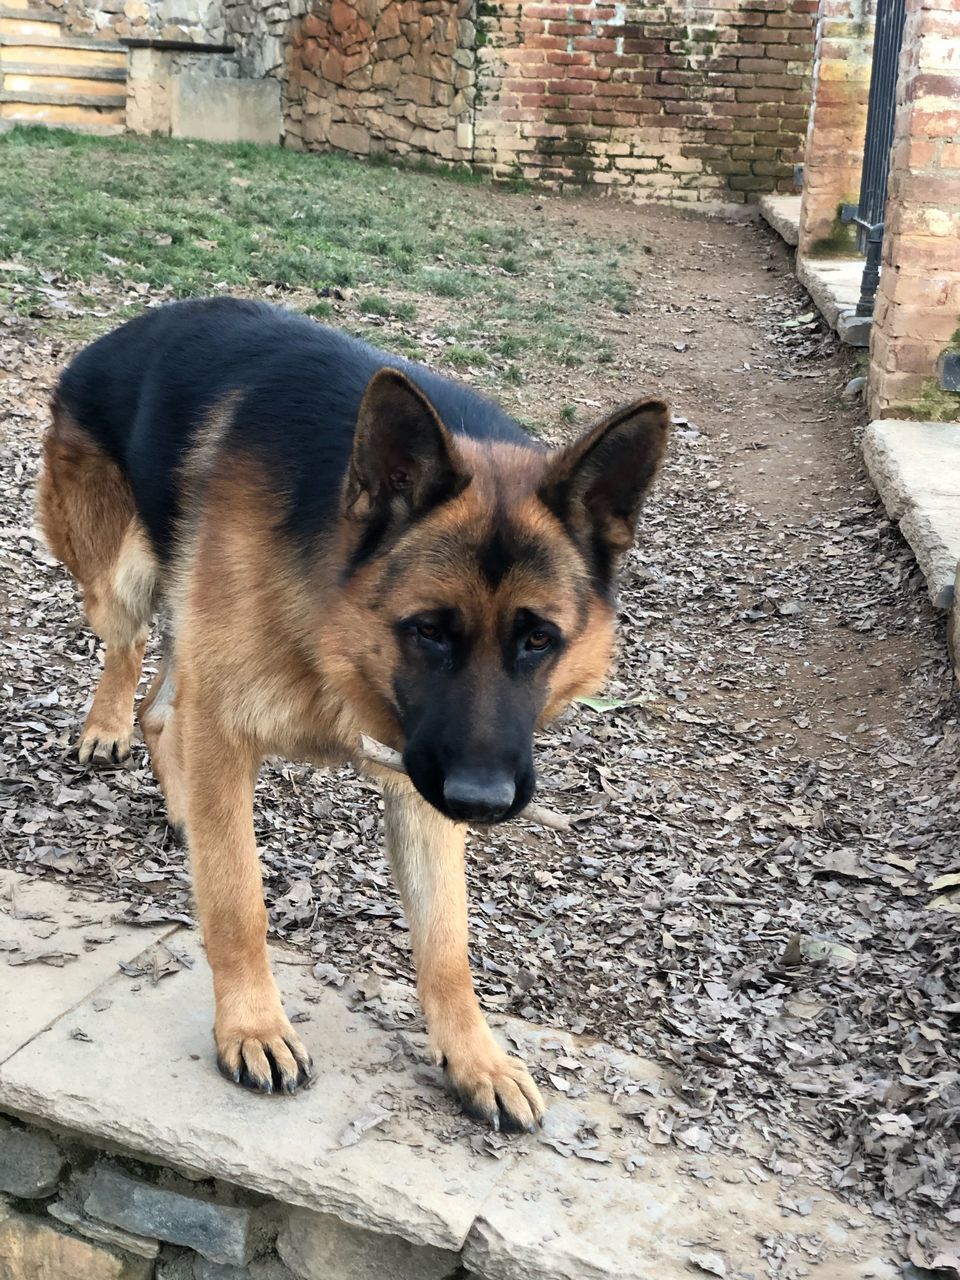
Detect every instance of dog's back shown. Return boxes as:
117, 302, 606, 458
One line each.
55, 298, 535, 562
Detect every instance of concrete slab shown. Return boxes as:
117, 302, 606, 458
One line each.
0, 934, 508, 1252
758, 192, 800, 247
795, 256, 864, 331
0, 876, 898, 1277
464, 1119, 886, 1280
863, 419, 960, 608
0, 870, 177, 1064
170, 73, 280, 145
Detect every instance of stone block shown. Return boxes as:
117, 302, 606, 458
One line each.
863, 418, 960, 607
276, 1208, 460, 1280
0, 1116, 65, 1198
836, 307, 872, 347
327, 120, 371, 153
193, 1258, 294, 1280
0, 1201, 151, 1280
170, 74, 282, 145
48, 1199, 160, 1261
85, 1164, 254, 1265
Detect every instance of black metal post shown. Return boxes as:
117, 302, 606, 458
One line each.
854, 220, 884, 317
855, 0, 907, 253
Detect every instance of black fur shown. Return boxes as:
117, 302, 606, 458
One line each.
56, 298, 538, 562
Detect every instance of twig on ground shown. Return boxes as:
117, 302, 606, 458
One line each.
357, 735, 576, 834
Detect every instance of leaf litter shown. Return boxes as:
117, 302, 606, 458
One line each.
0, 197, 957, 1261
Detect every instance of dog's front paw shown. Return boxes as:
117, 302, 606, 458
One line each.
77, 722, 132, 766
441, 1029, 545, 1133
215, 1011, 313, 1096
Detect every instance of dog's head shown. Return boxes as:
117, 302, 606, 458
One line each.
334, 369, 668, 824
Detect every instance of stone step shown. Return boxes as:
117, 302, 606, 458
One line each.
0, 868, 901, 1280
0, 33, 126, 64
0, 7, 64, 39
863, 419, 960, 609
2, 68, 126, 100
0, 94, 125, 128
0, 85, 125, 107
1, 58, 126, 80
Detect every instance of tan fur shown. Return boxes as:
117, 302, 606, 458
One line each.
383, 777, 544, 1127
38, 405, 156, 763
38, 383, 666, 1121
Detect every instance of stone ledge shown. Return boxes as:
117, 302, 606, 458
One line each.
0, 871, 899, 1280
863, 419, 960, 609
758, 192, 800, 247
793, 252, 870, 343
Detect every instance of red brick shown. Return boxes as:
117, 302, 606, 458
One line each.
906, 73, 960, 101
766, 12, 813, 27
542, 51, 592, 66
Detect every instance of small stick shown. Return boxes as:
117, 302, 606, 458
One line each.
357, 735, 576, 834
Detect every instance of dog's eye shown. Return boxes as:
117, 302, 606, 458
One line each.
416, 621, 440, 641
526, 629, 552, 652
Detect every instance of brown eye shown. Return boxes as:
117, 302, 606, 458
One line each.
416, 621, 440, 641
526, 629, 552, 652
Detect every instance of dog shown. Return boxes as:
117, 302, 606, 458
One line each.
37, 298, 668, 1132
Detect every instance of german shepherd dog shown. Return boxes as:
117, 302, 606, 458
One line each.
38, 298, 668, 1133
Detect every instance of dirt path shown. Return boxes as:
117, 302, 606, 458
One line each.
2, 195, 957, 1249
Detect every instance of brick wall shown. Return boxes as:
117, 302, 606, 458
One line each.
797, 0, 876, 255
283, 0, 817, 205
867, 0, 960, 421
473, 0, 817, 204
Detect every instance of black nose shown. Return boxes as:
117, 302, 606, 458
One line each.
442, 770, 516, 823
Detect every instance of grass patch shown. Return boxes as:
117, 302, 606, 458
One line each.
0, 126, 640, 377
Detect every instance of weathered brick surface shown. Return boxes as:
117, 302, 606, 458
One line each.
473, 0, 816, 202
796, 0, 876, 254
868, 0, 960, 420
283, 0, 815, 200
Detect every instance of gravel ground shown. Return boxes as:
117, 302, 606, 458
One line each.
1, 196, 957, 1261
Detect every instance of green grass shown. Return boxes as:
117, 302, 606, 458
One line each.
0, 127, 637, 375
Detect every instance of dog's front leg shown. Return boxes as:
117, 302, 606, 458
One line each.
383, 780, 544, 1132
181, 685, 312, 1095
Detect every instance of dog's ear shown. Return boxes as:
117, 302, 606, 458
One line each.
344, 369, 469, 523
539, 398, 669, 578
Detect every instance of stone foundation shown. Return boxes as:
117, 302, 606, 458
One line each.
0, 1115, 460, 1280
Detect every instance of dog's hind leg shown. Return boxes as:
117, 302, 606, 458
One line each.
139, 642, 187, 832
37, 408, 156, 765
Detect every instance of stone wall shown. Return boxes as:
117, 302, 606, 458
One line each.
34, 0, 820, 205
38, 0, 227, 47
284, 0, 476, 161
283, 0, 817, 203
0, 1112, 460, 1280
473, 0, 817, 204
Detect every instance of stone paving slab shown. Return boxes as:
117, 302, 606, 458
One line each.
758, 192, 800, 246
0, 875, 899, 1278
0, 869, 177, 1063
0, 932, 508, 1252
863, 418, 960, 608
795, 256, 865, 332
